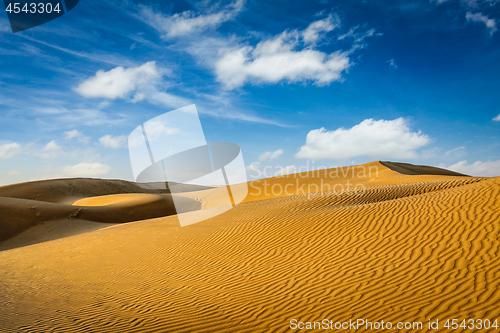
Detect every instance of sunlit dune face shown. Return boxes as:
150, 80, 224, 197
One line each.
72, 193, 165, 207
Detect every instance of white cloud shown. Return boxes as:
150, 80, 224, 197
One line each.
302, 14, 340, 45
74, 61, 190, 109
445, 146, 465, 156
215, 29, 351, 89
139, 0, 245, 38
443, 160, 500, 176
99, 135, 128, 149
387, 59, 397, 68
6, 170, 21, 176
466, 12, 497, 35
296, 118, 431, 160
62, 162, 111, 177
0, 143, 22, 159
493, 113, 500, 121
258, 149, 283, 161
75, 61, 161, 99
64, 129, 89, 144
37, 140, 63, 159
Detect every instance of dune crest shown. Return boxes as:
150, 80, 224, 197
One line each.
0, 161, 478, 249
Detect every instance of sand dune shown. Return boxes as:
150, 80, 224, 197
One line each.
0, 178, 211, 204
0, 179, 207, 246
0, 161, 499, 332
178, 161, 473, 209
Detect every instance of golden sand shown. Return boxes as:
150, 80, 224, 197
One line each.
0, 161, 499, 332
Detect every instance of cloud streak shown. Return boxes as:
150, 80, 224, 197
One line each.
302, 14, 340, 45
64, 129, 89, 144
36, 140, 63, 159
99, 135, 128, 149
443, 159, 500, 176
259, 149, 283, 161
139, 0, 245, 38
0, 143, 22, 159
62, 162, 111, 177
466, 12, 497, 35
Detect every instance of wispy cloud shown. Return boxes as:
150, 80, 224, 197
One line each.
62, 162, 111, 177
99, 135, 128, 149
139, 0, 245, 38
466, 12, 497, 35
259, 149, 283, 161
36, 140, 63, 159
337, 26, 381, 45
443, 159, 500, 176
445, 146, 465, 156
17, 35, 136, 67
431, 0, 500, 7
64, 129, 90, 144
199, 107, 288, 127
0, 143, 22, 159
387, 58, 397, 68
302, 14, 340, 45
34, 105, 129, 127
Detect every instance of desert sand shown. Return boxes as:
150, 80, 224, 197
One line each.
0, 161, 499, 332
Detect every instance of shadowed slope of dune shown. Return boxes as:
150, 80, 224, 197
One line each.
0, 178, 211, 204
0, 162, 499, 332
0, 179, 204, 246
0, 194, 200, 245
380, 161, 468, 177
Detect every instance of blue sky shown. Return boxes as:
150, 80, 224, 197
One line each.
0, 0, 499, 185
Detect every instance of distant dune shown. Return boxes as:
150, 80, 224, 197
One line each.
1, 161, 499, 332
0, 179, 205, 247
